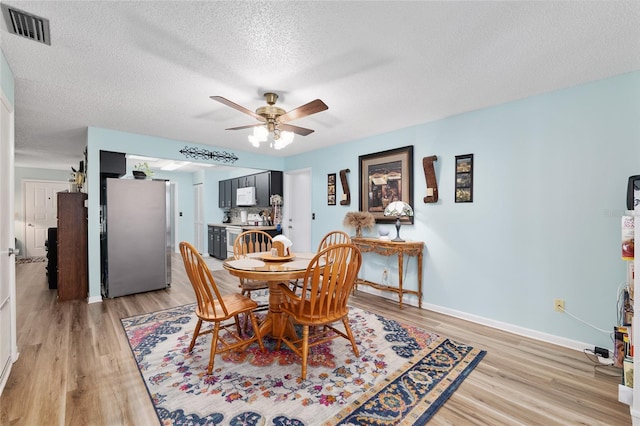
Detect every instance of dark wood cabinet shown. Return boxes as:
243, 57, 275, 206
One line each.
208, 226, 215, 256
219, 170, 283, 209
57, 192, 88, 301
218, 179, 232, 209
255, 172, 270, 207
208, 225, 227, 259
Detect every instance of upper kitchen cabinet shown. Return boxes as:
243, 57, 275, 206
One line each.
219, 179, 232, 209
256, 171, 282, 207
238, 174, 256, 189
219, 170, 283, 208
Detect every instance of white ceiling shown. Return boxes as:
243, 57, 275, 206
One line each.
1, 1, 639, 171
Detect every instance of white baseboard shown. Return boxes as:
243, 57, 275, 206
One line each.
356, 286, 592, 353
88, 295, 103, 304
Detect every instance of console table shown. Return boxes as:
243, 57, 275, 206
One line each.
351, 237, 424, 309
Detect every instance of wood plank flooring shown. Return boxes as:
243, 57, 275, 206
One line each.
0, 255, 631, 425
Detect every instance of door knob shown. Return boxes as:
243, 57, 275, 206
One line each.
8, 247, 19, 256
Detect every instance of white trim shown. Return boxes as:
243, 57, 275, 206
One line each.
87, 295, 102, 304
356, 286, 592, 353
0, 84, 17, 397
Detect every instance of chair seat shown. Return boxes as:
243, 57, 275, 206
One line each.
281, 300, 349, 325
196, 293, 258, 321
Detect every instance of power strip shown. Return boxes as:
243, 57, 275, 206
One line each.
598, 356, 614, 366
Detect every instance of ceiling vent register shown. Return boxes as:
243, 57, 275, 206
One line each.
1, 5, 50, 45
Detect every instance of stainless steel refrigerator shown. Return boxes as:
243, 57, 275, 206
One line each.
102, 178, 171, 298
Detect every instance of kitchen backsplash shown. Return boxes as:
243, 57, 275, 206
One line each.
228, 207, 273, 225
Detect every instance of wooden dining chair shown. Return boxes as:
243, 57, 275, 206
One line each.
179, 241, 264, 374
317, 230, 351, 252
276, 243, 362, 379
290, 230, 352, 291
232, 230, 273, 296
233, 230, 273, 328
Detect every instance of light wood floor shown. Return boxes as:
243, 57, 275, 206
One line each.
0, 255, 631, 425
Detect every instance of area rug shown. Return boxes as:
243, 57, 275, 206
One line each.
121, 303, 486, 425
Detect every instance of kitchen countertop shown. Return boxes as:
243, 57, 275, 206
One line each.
207, 223, 277, 231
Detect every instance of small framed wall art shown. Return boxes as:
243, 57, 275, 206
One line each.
327, 173, 336, 205
455, 154, 473, 203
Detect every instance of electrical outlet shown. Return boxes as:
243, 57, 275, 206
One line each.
554, 299, 565, 312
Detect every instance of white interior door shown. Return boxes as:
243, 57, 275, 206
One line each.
283, 168, 312, 253
0, 88, 17, 395
24, 180, 68, 257
194, 183, 204, 253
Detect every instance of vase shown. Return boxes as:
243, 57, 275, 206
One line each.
355, 226, 362, 238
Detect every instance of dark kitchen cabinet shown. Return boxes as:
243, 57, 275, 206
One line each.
238, 175, 255, 189
255, 172, 270, 207
220, 170, 284, 209
208, 226, 227, 260
219, 179, 232, 209
255, 171, 283, 207
208, 226, 215, 256
231, 178, 239, 208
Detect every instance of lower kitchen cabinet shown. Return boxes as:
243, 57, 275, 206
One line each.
208, 226, 227, 260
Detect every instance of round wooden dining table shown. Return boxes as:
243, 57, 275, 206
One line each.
223, 252, 316, 340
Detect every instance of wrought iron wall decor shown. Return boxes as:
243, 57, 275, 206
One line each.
339, 168, 351, 205
179, 146, 239, 163
422, 155, 438, 203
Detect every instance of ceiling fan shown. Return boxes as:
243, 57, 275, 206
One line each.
210, 92, 328, 149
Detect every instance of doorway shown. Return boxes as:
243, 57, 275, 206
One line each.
283, 168, 312, 252
23, 180, 68, 258
0, 87, 16, 395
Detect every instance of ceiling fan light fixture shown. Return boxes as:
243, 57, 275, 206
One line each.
253, 125, 268, 141
248, 134, 261, 148
273, 131, 294, 150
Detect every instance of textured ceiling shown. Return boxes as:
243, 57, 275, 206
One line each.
1, 1, 639, 171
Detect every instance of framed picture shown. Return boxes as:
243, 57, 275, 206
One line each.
359, 145, 414, 223
327, 173, 336, 205
455, 154, 473, 203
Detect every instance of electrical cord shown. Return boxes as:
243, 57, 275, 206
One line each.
560, 306, 611, 334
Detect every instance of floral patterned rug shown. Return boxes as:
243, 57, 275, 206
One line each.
121, 303, 485, 425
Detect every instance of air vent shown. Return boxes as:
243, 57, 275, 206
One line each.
1, 5, 50, 45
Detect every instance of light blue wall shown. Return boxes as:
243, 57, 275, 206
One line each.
86, 127, 285, 300
1, 49, 14, 105
285, 71, 640, 349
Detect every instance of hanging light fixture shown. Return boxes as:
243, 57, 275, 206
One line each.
248, 124, 295, 150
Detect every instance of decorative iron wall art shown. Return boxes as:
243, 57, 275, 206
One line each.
179, 146, 238, 163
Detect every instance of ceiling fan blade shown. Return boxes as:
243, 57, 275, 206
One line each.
226, 123, 265, 131
210, 96, 266, 122
278, 99, 328, 123
278, 123, 315, 136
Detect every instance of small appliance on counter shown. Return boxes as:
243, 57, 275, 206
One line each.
240, 209, 248, 225
222, 211, 231, 223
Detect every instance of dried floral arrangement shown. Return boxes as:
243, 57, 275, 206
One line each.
343, 211, 375, 237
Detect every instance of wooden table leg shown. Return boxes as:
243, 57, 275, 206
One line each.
397, 251, 404, 309
258, 281, 297, 340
